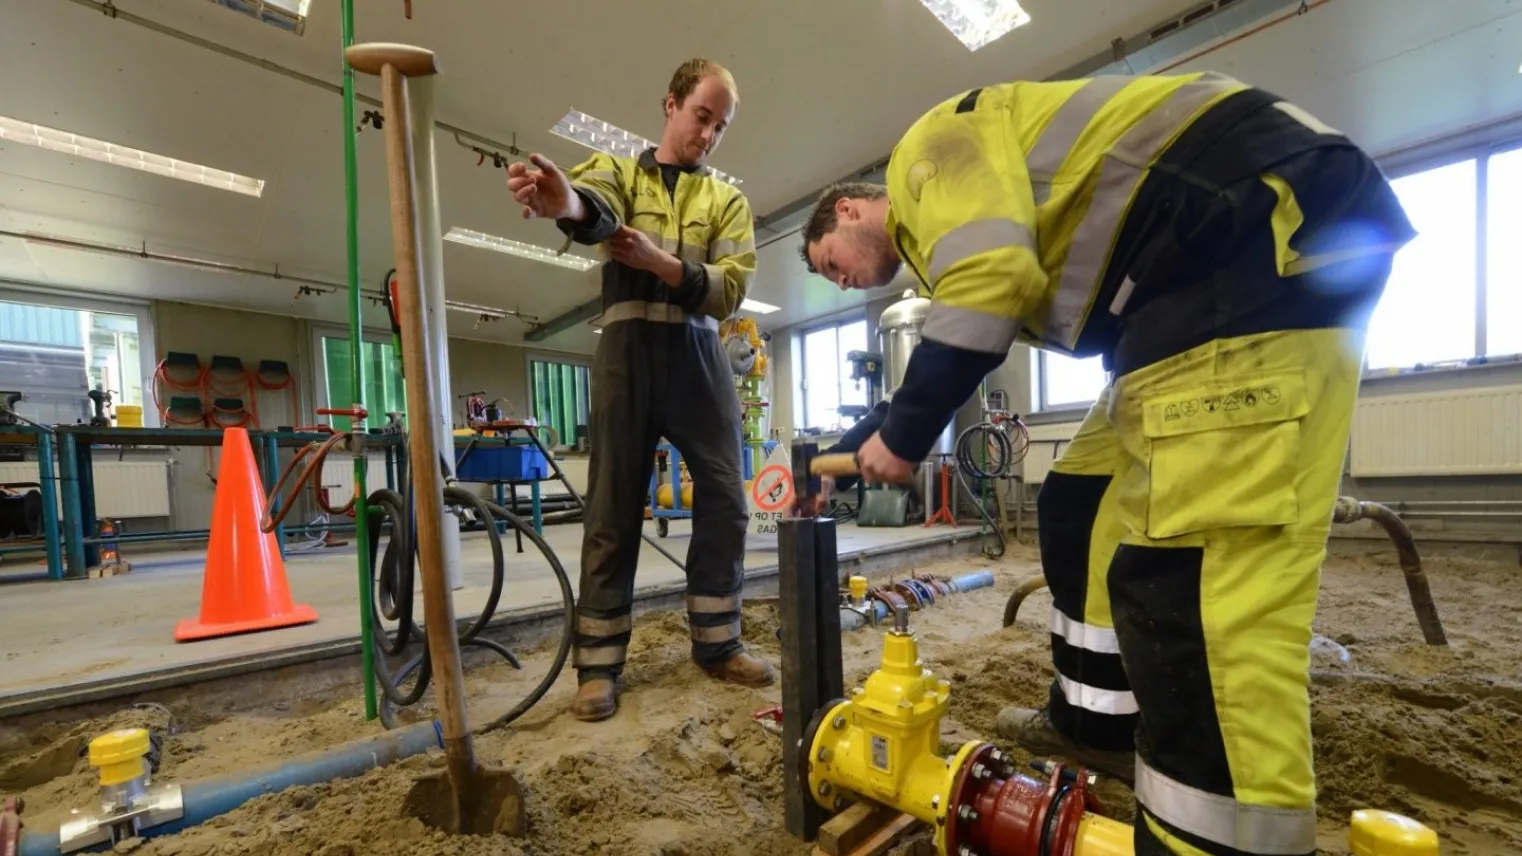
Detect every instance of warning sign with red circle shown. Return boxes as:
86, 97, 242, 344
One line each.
751, 464, 794, 512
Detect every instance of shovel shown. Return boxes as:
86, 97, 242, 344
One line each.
345, 41, 526, 837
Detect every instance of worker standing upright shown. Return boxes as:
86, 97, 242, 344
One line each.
507, 59, 774, 722
797, 72, 1414, 855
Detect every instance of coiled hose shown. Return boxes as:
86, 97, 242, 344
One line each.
365, 480, 575, 732
953, 418, 1030, 560
263, 432, 575, 734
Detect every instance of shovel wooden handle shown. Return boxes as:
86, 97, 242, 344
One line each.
810, 453, 861, 477
365, 47, 475, 770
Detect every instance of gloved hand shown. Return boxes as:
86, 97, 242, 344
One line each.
506, 154, 581, 221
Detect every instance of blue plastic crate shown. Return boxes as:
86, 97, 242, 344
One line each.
456, 444, 548, 483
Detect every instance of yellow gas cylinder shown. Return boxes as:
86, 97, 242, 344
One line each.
656, 482, 695, 509
1349, 810, 1440, 855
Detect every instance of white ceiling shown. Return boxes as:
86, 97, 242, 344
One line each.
0, 0, 1519, 353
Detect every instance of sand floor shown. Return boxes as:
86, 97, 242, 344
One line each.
4, 542, 1520, 855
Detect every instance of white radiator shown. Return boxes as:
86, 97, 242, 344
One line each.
0, 460, 171, 519
1020, 421, 1082, 485
1351, 385, 1522, 477
319, 454, 393, 500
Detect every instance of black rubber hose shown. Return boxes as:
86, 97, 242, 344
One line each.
954, 423, 1008, 559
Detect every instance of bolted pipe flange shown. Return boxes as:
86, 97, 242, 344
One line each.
817, 747, 832, 763
957, 804, 980, 823
832, 716, 847, 730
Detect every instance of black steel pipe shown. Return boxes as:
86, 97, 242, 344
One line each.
1332, 498, 1447, 646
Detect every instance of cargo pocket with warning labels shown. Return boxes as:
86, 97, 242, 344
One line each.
1139, 373, 1309, 540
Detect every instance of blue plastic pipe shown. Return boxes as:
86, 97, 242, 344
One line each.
19, 721, 442, 855
836, 570, 998, 632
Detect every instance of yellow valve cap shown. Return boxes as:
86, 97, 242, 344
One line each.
89, 728, 151, 786
849, 576, 869, 601
1349, 809, 1440, 856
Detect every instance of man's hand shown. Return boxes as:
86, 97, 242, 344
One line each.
858, 432, 915, 484
607, 226, 684, 285
506, 154, 580, 221
607, 226, 666, 270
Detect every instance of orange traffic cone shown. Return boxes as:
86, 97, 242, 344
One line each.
175, 427, 319, 642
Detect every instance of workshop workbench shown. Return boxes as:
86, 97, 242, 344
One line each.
0, 424, 64, 580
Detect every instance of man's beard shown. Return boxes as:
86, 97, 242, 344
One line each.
863, 229, 901, 287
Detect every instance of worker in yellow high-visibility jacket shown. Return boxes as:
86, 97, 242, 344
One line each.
798, 73, 1414, 856
508, 59, 773, 723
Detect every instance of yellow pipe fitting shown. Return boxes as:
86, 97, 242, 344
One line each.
1350, 810, 1440, 855
89, 728, 151, 787
848, 575, 869, 604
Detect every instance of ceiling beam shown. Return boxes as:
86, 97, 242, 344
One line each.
525, 297, 603, 342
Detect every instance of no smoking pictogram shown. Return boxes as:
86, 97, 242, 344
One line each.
752, 464, 794, 512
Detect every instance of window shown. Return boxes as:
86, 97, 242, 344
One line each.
0, 291, 149, 426
1035, 350, 1108, 411
315, 330, 406, 432
1486, 147, 1522, 358
798, 318, 868, 431
529, 358, 590, 448
1366, 160, 1478, 369
1367, 143, 1522, 370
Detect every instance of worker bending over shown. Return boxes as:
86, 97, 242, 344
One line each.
508, 58, 773, 722
799, 72, 1412, 856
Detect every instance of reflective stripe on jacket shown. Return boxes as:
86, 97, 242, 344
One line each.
885, 72, 1259, 355
566, 149, 756, 326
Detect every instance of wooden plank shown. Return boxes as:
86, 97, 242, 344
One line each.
810, 812, 921, 856
815, 802, 896, 856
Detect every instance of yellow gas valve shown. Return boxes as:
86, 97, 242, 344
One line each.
804, 608, 968, 824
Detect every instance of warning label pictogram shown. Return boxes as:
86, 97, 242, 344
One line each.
751, 464, 794, 513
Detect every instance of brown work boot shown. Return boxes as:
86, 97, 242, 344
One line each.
995, 706, 1136, 784
569, 678, 618, 722
699, 650, 776, 688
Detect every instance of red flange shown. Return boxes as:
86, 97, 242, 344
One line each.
944, 749, 1101, 856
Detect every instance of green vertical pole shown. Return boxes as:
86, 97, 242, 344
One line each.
341, 0, 378, 722
978, 380, 990, 553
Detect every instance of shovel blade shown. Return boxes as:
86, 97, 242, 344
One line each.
403, 766, 527, 837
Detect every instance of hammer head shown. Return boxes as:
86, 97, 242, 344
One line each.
791, 442, 821, 502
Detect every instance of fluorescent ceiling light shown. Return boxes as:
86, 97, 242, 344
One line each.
919, 0, 1032, 51
739, 298, 780, 315
0, 116, 265, 197
550, 109, 743, 186
204, 0, 311, 35
444, 227, 597, 272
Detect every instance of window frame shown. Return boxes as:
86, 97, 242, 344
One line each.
0, 282, 159, 427
1031, 349, 1109, 417
307, 323, 402, 427
796, 314, 869, 433
523, 350, 592, 449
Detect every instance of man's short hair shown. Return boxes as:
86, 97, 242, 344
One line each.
666, 58, 739, 112
798, 182, 888, 272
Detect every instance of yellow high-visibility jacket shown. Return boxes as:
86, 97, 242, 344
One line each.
871, 71, 1411, 463
885, 72, 1264, 356
562, 149, 756, 327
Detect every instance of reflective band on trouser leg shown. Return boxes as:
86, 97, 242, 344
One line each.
687, 593, 743, 664
1135, 761, 1316, 855
1104, 328, 1365, 855
1038, 392, 1137, 751
926, 218, 1036, 283
1035, 73, 1242, 349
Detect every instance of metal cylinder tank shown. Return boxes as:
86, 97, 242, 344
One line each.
877, 292, 954, 456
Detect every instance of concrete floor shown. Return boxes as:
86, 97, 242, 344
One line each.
0, 519, 982, 714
